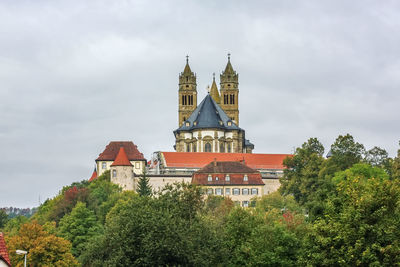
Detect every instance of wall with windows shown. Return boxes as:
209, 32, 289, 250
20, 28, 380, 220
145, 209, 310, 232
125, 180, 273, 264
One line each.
262, 178, 281, 195
97, 160, 145, 176
204, 185, 264, 207
110, 165, 135, 191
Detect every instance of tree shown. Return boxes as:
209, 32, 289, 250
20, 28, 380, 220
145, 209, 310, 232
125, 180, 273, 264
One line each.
279, 138, 326, 207
136, 169, 152, 197
0, 210, 8, 229
392, 141, 400, 179
303, 163, 400, 266
7, 221, 78, 266
81, 183, 226, 266
364, 146, 389, 167
58, 202, 102, 258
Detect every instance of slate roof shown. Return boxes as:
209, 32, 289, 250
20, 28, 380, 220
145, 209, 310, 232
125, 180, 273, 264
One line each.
96, 141, 145, 161
192, 161, 264, 186
111, 147, 133, 166
161, 152, 292, 170
175, 94, 241, 132
196, 161, 258, 174
0, 232, 11, 267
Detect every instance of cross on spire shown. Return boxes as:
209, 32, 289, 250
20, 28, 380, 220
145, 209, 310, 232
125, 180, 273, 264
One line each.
186, 55, 189, 64
227, 53, 231, 61
213, 72, 215, 81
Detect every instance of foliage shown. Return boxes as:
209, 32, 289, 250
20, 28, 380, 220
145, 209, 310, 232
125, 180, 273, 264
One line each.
392, 141, 400, 179
2, 215, 28, 237
0, 210, 8, 229
136, 169, 152, 197
81, 183, 226, 266
58, 202, 102, 257
303, 163, 400, 266
6, 221, 78, 266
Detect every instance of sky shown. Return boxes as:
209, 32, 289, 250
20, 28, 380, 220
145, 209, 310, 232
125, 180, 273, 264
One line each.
1, 0, 399, 207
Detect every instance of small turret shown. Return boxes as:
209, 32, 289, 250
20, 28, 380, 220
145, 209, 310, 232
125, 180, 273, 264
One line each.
209, 73, 221, 104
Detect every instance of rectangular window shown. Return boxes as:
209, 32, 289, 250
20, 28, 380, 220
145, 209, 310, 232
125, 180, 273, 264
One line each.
242, 188, 249, 195
215, 188, 222, 195
251, 188, 258, 195
135, 162, 140, 169
225, 188, 230, 195
233, 188, 240, 195
207, 188, 213, 195
193, 143, 197, 152
102, 162, 107, 169
242, 201, 249, 207
234, 201, 240, 206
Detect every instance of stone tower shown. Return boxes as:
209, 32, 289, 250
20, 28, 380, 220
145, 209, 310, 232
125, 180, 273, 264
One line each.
220, 54, 239, 125
178, 56, 197, 126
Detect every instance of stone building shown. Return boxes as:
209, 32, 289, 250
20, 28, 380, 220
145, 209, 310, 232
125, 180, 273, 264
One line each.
175, 55, 254, 153
110, 147, 136, 191
96, 141, 146, 176
192, 161, 264, 207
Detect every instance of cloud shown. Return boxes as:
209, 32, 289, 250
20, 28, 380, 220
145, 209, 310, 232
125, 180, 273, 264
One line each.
0, 0, 399, 207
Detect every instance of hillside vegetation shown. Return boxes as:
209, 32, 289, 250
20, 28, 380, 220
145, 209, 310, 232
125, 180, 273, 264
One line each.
2, 134, 400, 266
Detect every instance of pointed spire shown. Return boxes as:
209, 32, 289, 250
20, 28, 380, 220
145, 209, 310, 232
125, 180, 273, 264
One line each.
183, 55, 192, 74
224, 53, 235, 74
111, 147, 133, 166
89, 165, 98, 182
209, 73, 221, 103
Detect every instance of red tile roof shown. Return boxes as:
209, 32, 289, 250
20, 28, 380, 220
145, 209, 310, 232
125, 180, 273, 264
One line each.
0, 232, 11, 267
162, 152, 291, 170
111, 147, 133, 167
192, 161, 264, 185
96, 141, 145, 161
89, 168, 97, 182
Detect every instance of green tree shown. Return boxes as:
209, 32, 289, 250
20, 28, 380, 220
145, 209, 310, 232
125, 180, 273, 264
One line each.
58, 202, 102, 258
7, 221, 78, 266
365, 146, 389, 167
304, 163, 400, 266
136, 169, 152, 197
81, 183, 226, 266
279, 137, 327, 215
0, 210, 8, 229
392, 141, 400, 179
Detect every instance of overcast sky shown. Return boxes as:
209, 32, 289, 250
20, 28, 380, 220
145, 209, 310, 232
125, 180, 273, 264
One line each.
1, 0, 399, 207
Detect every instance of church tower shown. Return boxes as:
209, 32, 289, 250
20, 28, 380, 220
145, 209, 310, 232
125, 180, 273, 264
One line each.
178, 56, 197, 126
220, 54, 239, 125
209, 73, 221, 104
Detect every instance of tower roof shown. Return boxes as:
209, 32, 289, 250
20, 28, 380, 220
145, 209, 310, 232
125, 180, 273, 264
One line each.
175, 94, 241, 132
223, 53, 235, 74
96, 141, 145, 161
89, 166, 97, 182
183, 55, 192, 74
0, 233, 11, 267
111, 147, 133, 167
209, 74, 220, 103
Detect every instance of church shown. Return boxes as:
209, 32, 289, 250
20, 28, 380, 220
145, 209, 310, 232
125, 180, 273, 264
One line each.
90, 55, 292, 206
174, 55, 254, 154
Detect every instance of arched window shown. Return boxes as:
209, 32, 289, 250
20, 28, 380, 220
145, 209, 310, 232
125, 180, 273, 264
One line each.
193, 143, 197, 152
220, 143, 225, 153
205, 142, 212, 152
186, 144, 191, 152
227, 143, 231, 153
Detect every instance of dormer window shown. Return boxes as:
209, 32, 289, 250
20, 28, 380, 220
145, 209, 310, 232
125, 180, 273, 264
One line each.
185, 122, 190, 127
244, 174, 248, 181
194, 121, 197, 126
225, 174, 230, 181
227, 121, 232, 126
208, 175, 212, 182
219, 121, 223, 126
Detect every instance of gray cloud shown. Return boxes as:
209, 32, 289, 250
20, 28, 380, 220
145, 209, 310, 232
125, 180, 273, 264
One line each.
0, 0, 399, 207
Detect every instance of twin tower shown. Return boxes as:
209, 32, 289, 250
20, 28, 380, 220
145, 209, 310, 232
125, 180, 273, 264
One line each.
174, 55, 254, 154
178, 54, 239, 127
